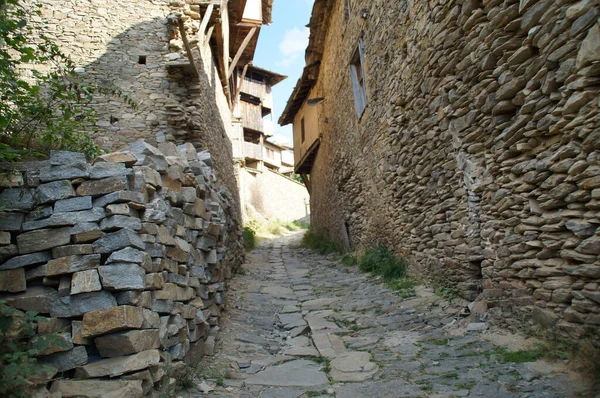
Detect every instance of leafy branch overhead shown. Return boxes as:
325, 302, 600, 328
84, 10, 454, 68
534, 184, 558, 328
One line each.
0, 0, 135, 162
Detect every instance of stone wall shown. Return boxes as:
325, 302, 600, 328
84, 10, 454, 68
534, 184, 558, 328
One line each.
240, 168, 310, 223
0, 145, 243, 396
31, 0, 242, 224
306, 0, 600, 341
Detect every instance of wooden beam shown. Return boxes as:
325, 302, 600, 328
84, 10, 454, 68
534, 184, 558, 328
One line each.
206, 25, 215, 43
228, 27, 256, 78
300, 173, 311, 194
198, 4, 214, 43
177, 19, 200, 78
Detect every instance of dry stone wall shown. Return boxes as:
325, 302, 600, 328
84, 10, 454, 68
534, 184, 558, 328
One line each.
308, 0, 600, 341
0, 144, 242, 397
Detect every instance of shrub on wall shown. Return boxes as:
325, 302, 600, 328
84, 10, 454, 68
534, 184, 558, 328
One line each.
0, 0, 133, 162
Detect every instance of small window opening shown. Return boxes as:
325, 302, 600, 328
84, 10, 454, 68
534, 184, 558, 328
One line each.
138, 55, 147, 65
301, 117, 306, 143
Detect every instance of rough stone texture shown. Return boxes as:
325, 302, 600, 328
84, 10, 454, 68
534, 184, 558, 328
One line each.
0, 268, 26, 292
50, 379, 144, 398
98, 264, 146, 291
70, 269, 102, 295
75, 349, 160, 378
82, 305, 144, 338
95, 329, 161, 358
0, 144, 244, 394
17, 227, 71, 254
284, 0, 600, 342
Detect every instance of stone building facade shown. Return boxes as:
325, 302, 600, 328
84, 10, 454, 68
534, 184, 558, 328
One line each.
31, 0, 273, 231
280, 0, 600, 341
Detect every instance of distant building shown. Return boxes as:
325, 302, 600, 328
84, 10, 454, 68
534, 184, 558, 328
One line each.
232, 65, 309, 223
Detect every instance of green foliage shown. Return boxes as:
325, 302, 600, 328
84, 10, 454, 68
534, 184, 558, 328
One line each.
435, 286, 459, 300
291, 173, 304, 185
0, 300, 67, 397
233, 266, 247, 276
281, 219, 310, 231
491, 343, 565, 364
0, 0, 134, 162
387, 277, 418, 298
301, 228, 341, 254
243, 226, 256, 251
215, 376, 224, 387
358, 245, 407, 281
341, 253, 357, 267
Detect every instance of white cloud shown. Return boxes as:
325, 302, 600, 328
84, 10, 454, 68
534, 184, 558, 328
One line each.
278, 26, 309, 67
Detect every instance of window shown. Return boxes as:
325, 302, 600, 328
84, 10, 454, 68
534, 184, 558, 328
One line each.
138, 55, 147, 65
344, 0, 351, 21
266, 148, 274, 159
301, 117, 306, 143
350, 39, 367, 118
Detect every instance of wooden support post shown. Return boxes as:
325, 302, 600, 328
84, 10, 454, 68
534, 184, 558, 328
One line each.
199, 4, 214, 44
206, 25, 215, 42
227, 27, 256, 78
234, 63, 249, 103
177, 19, 200, 78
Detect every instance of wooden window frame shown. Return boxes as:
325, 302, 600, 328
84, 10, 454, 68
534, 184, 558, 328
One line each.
301, 117, 306, 143
350, 38, 368, 119
344, 0, 351, 21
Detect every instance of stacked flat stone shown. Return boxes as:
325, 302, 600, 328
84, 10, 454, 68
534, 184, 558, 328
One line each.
0, 144, 241, 397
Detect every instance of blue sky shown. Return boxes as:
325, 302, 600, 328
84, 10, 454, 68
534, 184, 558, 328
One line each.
253, 0, 315, 145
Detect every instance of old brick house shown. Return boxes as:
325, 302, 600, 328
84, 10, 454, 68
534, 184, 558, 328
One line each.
280, 0, 600, 340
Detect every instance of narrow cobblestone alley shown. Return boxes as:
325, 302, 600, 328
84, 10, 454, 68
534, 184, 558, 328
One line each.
181, 232, 594, 398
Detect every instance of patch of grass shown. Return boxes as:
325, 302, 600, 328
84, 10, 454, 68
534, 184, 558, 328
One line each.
435, 286, 459, 300
387, 277, 418, 297
301, 228, 342, 254
456, 381, 476, 390
233, 267, 247, 276
307, 356, 330, 373
430, 338, 450, 346
243, 226, 256, 251
215, 376, 224, 387
358, 245, 407, 282
341, 253, 357, 267
282, 220, 310, 231
490, 343, 566, 364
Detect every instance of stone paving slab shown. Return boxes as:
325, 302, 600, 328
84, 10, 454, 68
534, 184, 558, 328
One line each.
245, 360, 328, 387
179, 232, 595, 398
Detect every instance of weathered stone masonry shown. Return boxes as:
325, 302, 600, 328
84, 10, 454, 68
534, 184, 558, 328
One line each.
0, 145, 242, 396
284, 0, 600, 341
32, 0, 242, 222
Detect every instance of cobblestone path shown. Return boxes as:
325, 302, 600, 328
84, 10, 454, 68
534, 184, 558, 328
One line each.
182, 232, 593, 398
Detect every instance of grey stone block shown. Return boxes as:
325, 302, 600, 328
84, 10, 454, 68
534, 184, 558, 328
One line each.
17, 227, 71, 254
0, 251, 52, 270
35, 181, 75, 204
92, 228, 145, 254
50, 151, 87, 166
39, 163, 89, 182
100, 215, 142, 231
55, 196, 93, 213
98, 264, 146, 291
70, 290, 117, 317
41, 346, 88, 372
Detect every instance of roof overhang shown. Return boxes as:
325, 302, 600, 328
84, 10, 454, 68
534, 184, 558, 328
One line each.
278, 0, 334, 126
246, 65, 287, 86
